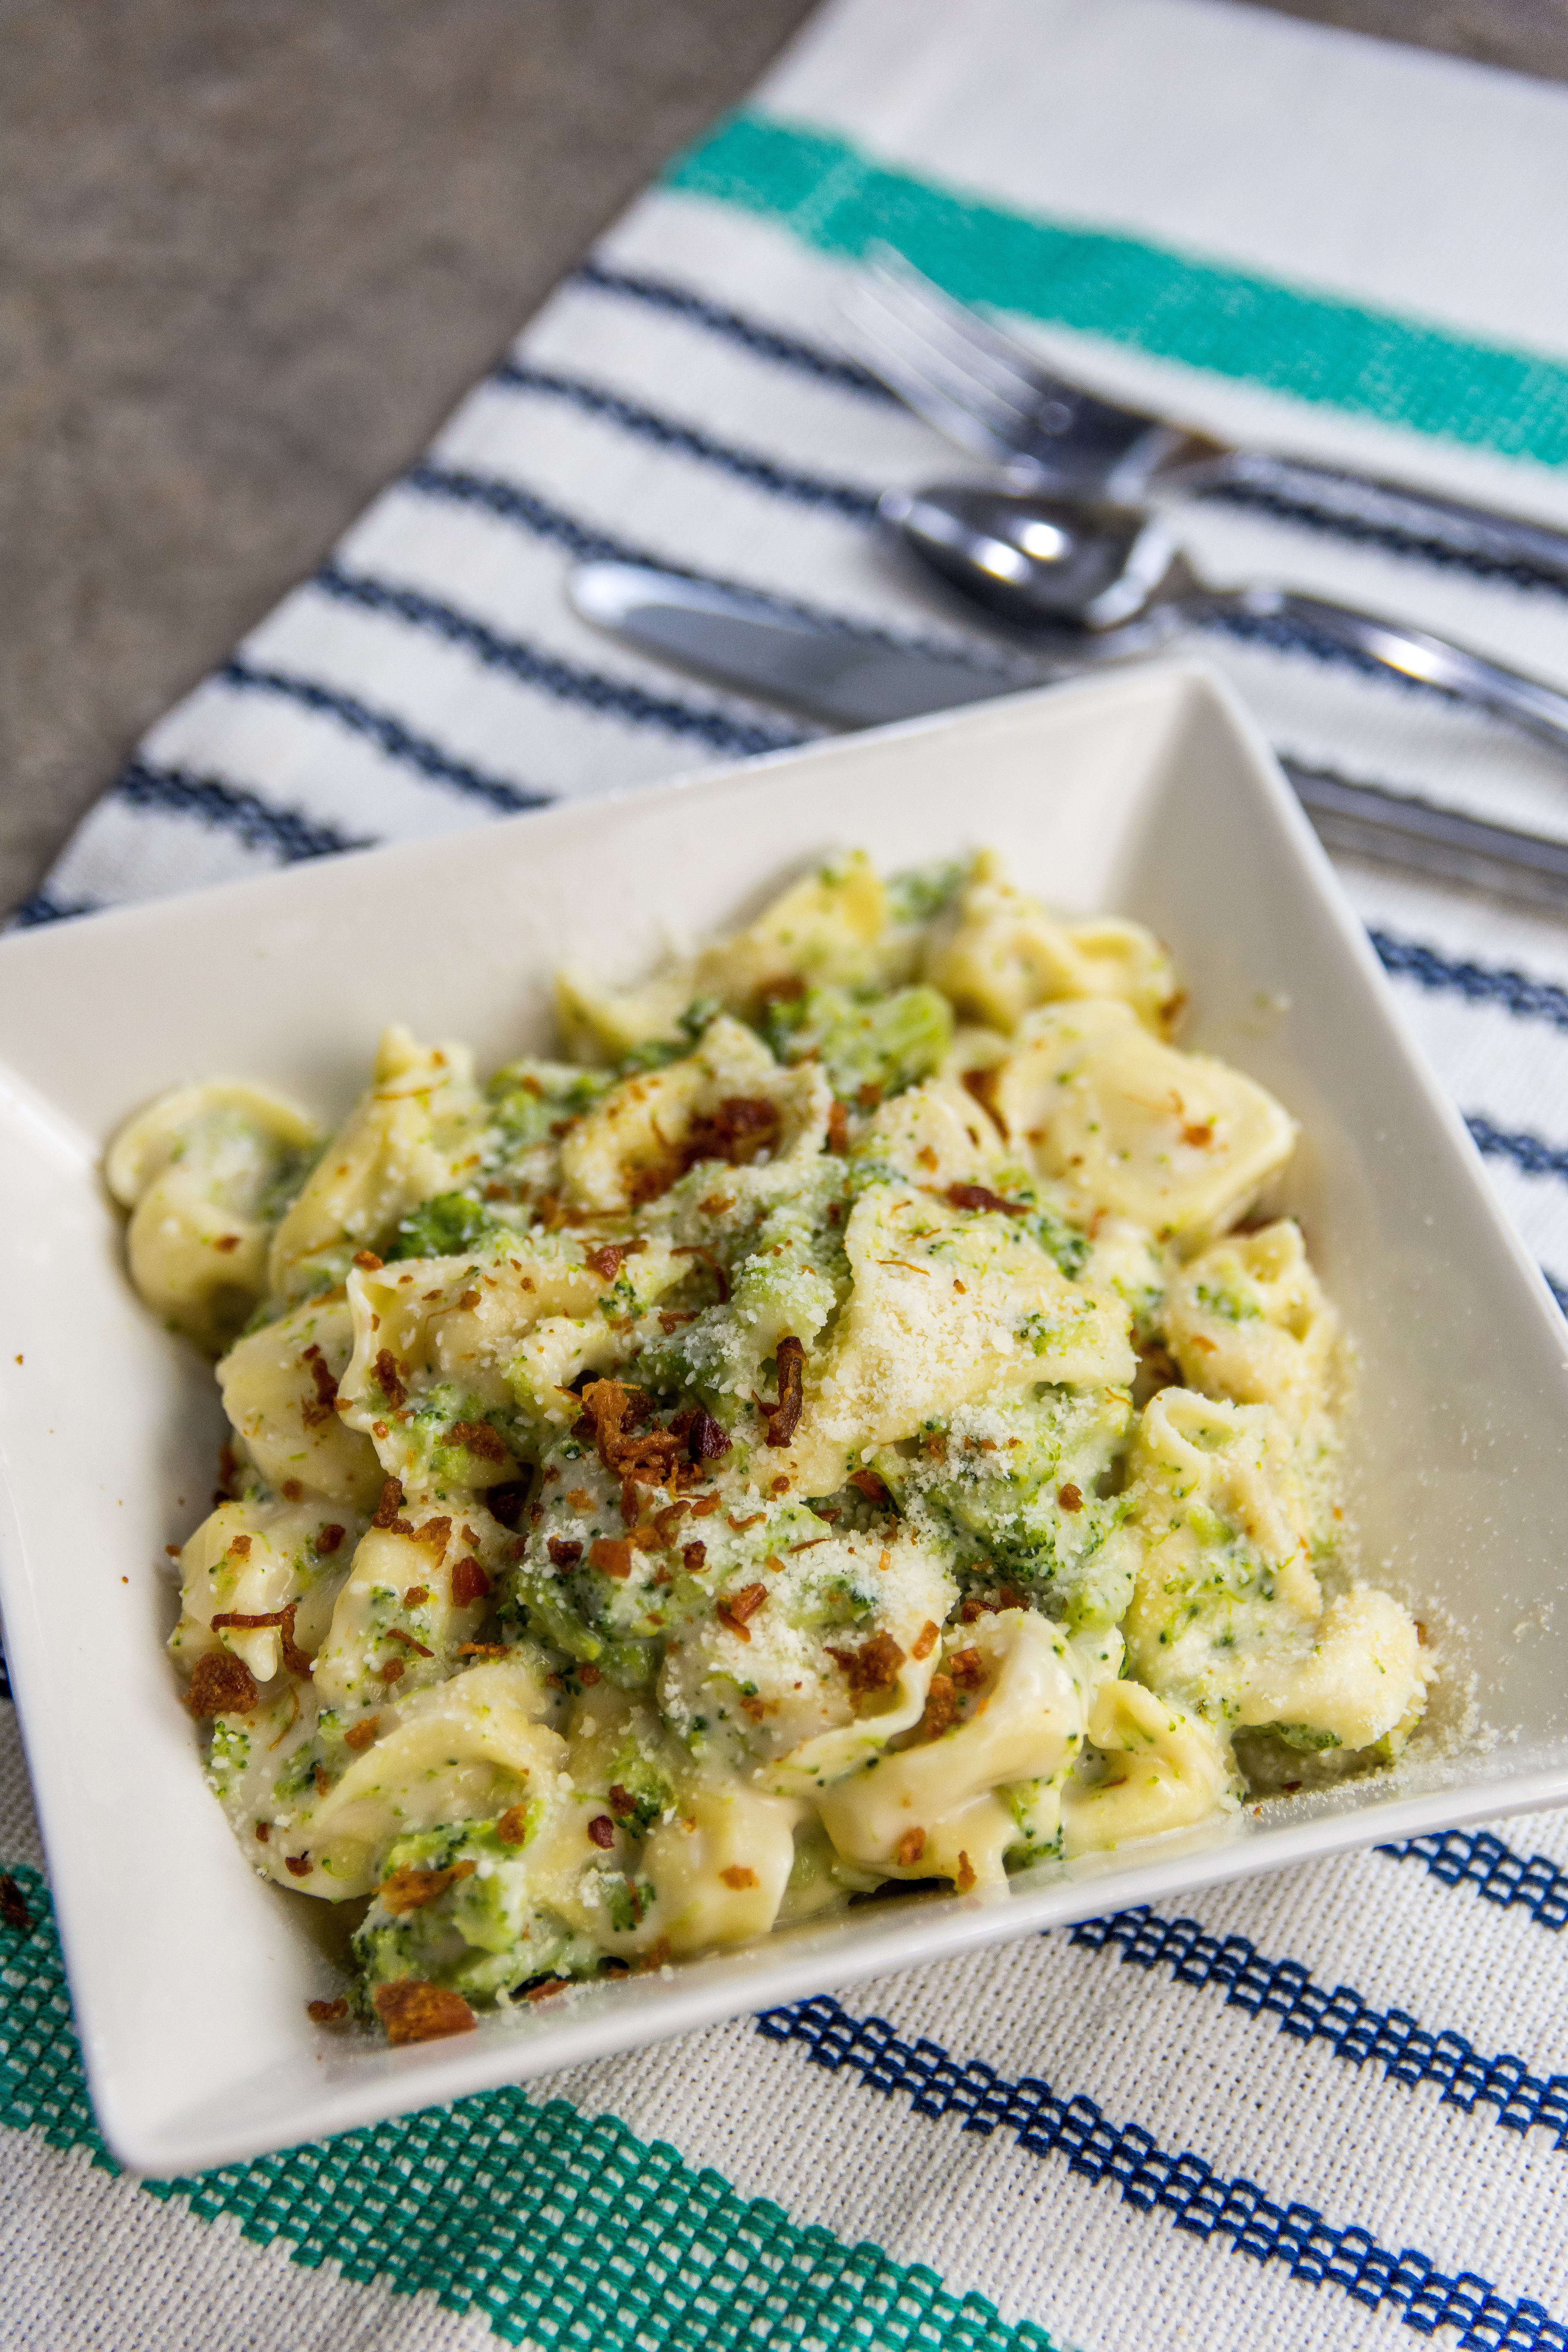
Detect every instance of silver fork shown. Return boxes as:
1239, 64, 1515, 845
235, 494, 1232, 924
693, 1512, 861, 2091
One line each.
843, 249, 1568, 590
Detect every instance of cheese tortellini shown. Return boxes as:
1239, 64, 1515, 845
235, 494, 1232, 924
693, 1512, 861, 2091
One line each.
114, 849, 1428, 2043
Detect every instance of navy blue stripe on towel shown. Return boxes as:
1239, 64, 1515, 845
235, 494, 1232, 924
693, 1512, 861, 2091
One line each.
490, 361, 883, 521
1381, 1828, 1568, 1933
311, 564, 803, 757
116, 760, 374, 864
218, 661, 552, 816
759, 1993, 1568, 2345
1074, 1907, 1568, 2145
1465, 1112, 1568, 1191
1374, 930, 1568, 1035
572, 260, 896, 402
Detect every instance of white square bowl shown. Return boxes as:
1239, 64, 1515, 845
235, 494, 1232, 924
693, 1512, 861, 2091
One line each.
4, 657, 1568, 2178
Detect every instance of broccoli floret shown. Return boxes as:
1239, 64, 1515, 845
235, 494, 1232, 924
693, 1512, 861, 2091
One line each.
385, 1191, 499, 1263
761, 983, 952, 1103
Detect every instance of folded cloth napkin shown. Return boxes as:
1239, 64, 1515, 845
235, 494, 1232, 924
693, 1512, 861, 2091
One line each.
7, 2, 1568, 2345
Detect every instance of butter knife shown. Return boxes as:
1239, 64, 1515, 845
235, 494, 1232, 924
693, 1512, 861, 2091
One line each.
570, 561, 1568, 916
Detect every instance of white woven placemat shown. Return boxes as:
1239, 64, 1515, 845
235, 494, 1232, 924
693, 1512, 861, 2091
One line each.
7, 4, 1568, 2344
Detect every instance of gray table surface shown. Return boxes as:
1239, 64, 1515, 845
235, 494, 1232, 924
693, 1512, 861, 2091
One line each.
4, 0, 1567, 920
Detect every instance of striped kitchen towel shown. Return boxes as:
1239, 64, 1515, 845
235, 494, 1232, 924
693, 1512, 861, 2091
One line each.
6, 2, 1568, 2344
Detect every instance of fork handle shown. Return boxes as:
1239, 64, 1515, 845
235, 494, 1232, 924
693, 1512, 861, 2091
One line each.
1195, 583, 1568, 759
1181, 448, 1568, 592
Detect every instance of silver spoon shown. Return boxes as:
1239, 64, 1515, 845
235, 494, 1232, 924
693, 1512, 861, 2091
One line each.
882, 482, 1568, 759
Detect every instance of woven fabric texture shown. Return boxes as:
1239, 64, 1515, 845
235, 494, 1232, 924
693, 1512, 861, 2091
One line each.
7, 1, 1568, 2345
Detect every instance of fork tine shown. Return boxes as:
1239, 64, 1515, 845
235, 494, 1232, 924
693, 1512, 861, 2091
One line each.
845, 307, 1025, 466
846, 287, 1040, 448
864, 245, 1062, 404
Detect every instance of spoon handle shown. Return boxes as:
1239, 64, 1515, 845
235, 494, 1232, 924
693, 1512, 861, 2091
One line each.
1200, 584, 1568, 759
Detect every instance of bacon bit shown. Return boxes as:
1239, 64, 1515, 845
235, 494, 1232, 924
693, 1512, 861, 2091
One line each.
186, 1651, 259, 1717
856, 1082, 882, 1112
276, 1482, 302, 1509
717, 1582, 768, 1641
585, 1242, 628, 1282
523, 1976, 570, 2003
642, 1936, 673, 1973
590, 1537, 633, 1580
759, 1335, 805, 1448
377, 1660, 406, 1685
671, 1243, 730, 1303
285, 1855, 312, 1878
299, 1344, 341, 1428
314, 1523, 346, 1558
307, 1997, 349, 2024
411, 1516, 452, 1557
0, 1875, 33, 1934
372, 1421, 389, 1441
682, 1540, 707, 1574
720, 1865, 759, 1891
685, 1096, 782, 1170
697, 1192, 735, 1216
918, 1673, 956, 1739
403, 1585, 430, 1607
786, 1538, 829, 1556
826, 1099, 850, 1154
577, 1378, 684, 1485
1181, 1121, 1214, 1149
1415, 1620, 1430, 1647
212, 1609, 315, 1684
587, 1814, 616, 1850
254, 1820, 271, 1842
659, 1310, 696, 1334
228, 1534, 253, 1562
826, 1630, 905, 1700
456, 1642, 508, 1660
878, 1550, 893, 1573
373, 1348, 408, 1409
445, 1419, 508, 1464
387, 1626, 434, 1659
946, 1182, 1027, 1216
211, 1232, 243, 1254
848, 1466, 890, 1506
1057, 1482, 1083, 1513
372, 1478, 410, 1533
544, 1538, 583, 1576
960, 1066, 1001, 1120
619, 1475, 644, 1527
580, 1662, 601, 1686
344, 1716, 380, 1752
314, 1763, 332, 1798
953, 1278, 967, 1294
689, 1491, 723, 1517
495, 1804, 532, 1846
895, 1828, 926, 1867
955, 1852, 976, 1895
675, 1408, 730, 1465
958, 1585, 1026, 1623
911, 1621, 939, 1661
374, 1979, 477, 2045
353, 1251, 384, 1272
1189, 1333, 1218, 1356
948, 1648, 985, 1690
652, 1500, 687, 1543
483, 1480, 532, 1532
451, 1555, 492, 1606
380, 1859, 476, 1915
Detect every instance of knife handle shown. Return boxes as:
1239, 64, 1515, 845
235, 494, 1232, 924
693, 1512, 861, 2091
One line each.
1282, 759, 1568, 914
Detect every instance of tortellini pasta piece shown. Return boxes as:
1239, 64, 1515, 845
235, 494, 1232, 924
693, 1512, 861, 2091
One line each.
1062, 1681, 1237, 1854
990, 998, 1298, 1244
1164, 1220, 1340, 1425
924, 851, 1176, 1033
555, 853, 889, 1058
106, 1082, 318, 1348
776, 1179, 1134, 1497
268, 1027, 480, 1301
1121, 1388, 1425, 1753
312, 1513, 501, 1708
225, 1658, 564, 1897
218, 1292, 383, 1509
812, 1610, 1087, 1891
559, 1015, 829, 1215
172, 1493, 355, 1681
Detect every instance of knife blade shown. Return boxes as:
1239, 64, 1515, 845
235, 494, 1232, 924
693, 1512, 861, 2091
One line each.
569, 560, 1568, 917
